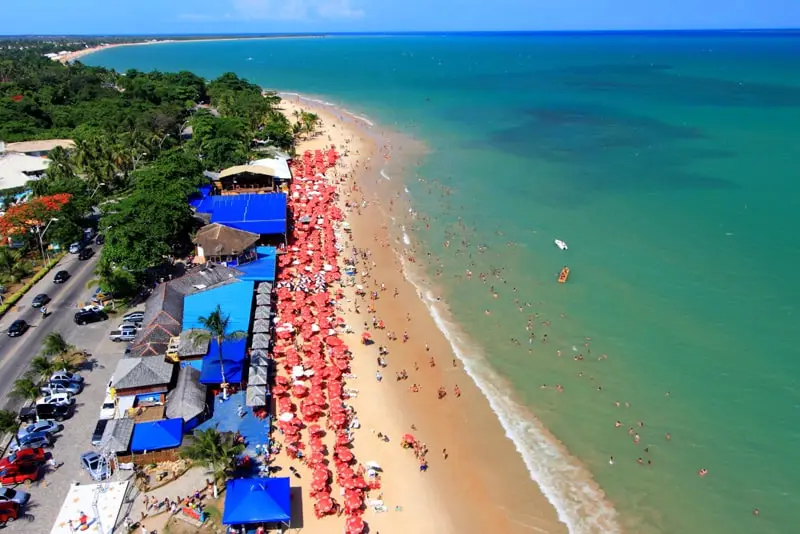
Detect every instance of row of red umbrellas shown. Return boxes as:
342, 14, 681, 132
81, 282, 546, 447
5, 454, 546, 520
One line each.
271, 150, 367, 533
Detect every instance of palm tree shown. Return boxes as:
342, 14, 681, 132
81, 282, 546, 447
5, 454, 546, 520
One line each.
30, 356, 56, 380
0, 409, 21, 448
40, 331, 70, 358
0, 247, 20, 278
181, 428, 244, 498
12, 375, 41, 403
189, 305, 246, 399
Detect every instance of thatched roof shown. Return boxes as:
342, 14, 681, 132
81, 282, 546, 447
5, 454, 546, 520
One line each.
252, 318, 271, 333
178, 329, 211, 357
251, 333, 270, 349
166, 367, 208, 422
194, 223, 260, 257
257, 282, 273, 294
246, 385, 268, 407
254, 306, 271, 320
248, 365, 268, 385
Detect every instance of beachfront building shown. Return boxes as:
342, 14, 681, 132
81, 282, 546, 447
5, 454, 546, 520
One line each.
250, 156, 292, 190
214, 164, 278, 195
193, 223, 260, 266
165, 366, 208, 432
0, 150, 49, 191
4, 138, 75, 158
109, 357, 176, 415
192, 192, 289, 245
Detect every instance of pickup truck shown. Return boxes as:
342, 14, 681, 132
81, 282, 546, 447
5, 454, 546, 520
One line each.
109, 327, 137, 342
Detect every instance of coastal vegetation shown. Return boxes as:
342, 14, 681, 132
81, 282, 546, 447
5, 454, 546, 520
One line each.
0, 39, 295, 298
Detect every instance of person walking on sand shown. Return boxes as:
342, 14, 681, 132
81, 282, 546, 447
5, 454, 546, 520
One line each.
376, 370, 383, 382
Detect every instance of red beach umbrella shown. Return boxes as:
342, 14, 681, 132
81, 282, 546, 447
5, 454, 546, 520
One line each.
346, 516, 366, 533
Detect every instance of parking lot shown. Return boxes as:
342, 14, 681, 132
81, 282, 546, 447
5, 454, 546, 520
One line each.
0, 252, 143, 531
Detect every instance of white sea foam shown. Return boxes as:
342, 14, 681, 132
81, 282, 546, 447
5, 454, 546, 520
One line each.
400, 226, 412, 246
380, 169, 392, 181
397, 255, 622, 534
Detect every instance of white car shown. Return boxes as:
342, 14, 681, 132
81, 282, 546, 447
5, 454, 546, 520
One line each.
37, 393, 75, 407
82, 304, 104, 312
50, 371, 83, 383
68, 242, 81, 254
99, 394, 116, 420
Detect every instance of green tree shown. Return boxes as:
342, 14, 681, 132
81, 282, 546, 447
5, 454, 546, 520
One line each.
189, 305, 246, 398
30, 356, 56, 380
40, 331, 70, 357
0, 409, 21, 448
181, 428, 244, 498
12, 375, 41, 402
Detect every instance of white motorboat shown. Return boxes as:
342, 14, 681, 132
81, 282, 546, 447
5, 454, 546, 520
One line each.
555, 239, 568, 250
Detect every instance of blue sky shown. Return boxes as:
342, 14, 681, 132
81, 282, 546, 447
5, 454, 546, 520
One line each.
1, 0, 798, 35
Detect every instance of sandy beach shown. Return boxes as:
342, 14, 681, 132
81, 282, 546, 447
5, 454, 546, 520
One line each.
272, 97, 568, 533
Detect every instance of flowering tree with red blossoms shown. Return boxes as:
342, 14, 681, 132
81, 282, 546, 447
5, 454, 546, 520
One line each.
0, 193, 72, 239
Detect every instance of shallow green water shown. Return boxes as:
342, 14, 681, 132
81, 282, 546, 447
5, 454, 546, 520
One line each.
87, 33, 800, 534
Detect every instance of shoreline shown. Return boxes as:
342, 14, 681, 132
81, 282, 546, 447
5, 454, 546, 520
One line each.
278, 95, 572, 533
56, 35, 324, 63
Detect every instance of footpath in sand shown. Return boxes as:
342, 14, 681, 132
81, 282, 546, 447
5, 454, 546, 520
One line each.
274, 98, 568, 534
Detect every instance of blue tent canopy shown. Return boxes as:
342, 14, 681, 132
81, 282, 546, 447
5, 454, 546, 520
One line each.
131, 419, 184, 453
223, 477, 291, 525
199, 338, 247, 384
195, 193, 287, 236
182, 281, 254, 333
236, 246, 277, 282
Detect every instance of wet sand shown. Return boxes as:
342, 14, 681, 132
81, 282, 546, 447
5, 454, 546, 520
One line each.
274, 97, 568, 533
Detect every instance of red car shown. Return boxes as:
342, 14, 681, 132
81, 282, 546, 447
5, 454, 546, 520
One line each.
0, 501, 20, 526
0, 463, 41, 485
0, 448, 47, 470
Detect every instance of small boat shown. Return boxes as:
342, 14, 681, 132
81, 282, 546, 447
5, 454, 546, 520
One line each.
555, 239, 568, 250
558, 266, 570, 284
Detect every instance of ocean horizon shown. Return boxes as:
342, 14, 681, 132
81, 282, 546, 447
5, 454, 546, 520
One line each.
86, 33, 800, 534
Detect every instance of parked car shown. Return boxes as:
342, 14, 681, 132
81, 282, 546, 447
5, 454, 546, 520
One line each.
37, 393, 75, 407
40, 380, 82, 396
122, 311, 145, 324
0, 487, 30, 506
50, 371, 83, 383
99, 394, 116, 420
91, 419, 109, 446
0, 501, 20, 526
0, 463, 42, 484
0, 448, 47, 471
0, 448, 46, 471
78, 247, 94, 260
31, 293, 50, 308
80, 452, 110, 481
17, 420, 62, 440
68, 242, 82, 254
74, 309, 107, 325
82, 304, 104, 312
9, 433, 51, 454
95, 234, 105, 245
6, 320, 28, 338
32, 403, 73, 422
53, 270, 70, 284
109, 326, 137, 342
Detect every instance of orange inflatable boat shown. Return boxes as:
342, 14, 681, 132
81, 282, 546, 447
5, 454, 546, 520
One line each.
558, 266, 570, 284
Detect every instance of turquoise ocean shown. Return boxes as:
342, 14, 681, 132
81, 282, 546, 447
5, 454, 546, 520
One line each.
87, 33, 800, 534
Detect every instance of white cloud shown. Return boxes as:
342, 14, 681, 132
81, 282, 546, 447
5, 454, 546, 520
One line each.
231, 0, 365, 21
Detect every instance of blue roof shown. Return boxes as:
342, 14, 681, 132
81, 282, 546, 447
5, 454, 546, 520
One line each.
195, 193, 288, 236
223, 477, 291, 525
189, 185, 213, 209
236, 246, 277, 282
182, 281, 255, 333
199, 338, 247, 384
131, 419, 184, 453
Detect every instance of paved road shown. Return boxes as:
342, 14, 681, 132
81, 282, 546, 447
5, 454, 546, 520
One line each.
0, 251, 102, 406
0, 250, 143, 532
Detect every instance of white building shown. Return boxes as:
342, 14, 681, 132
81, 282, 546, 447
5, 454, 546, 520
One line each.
0, 149, 49, 190
250, 156, 293, 182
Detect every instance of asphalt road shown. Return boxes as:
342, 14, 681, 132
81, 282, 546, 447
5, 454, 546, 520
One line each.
0, 250, 104, 408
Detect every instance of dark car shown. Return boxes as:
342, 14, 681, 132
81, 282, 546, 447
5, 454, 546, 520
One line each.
95, 234, 105, 245
6, 320, 28, 338
78, 247, 94, 260
31, 293, 50, 308
53, 270, 70, 284
74, 309, 107, 325
32, 403, 73, 422
91, 419, 109, 446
